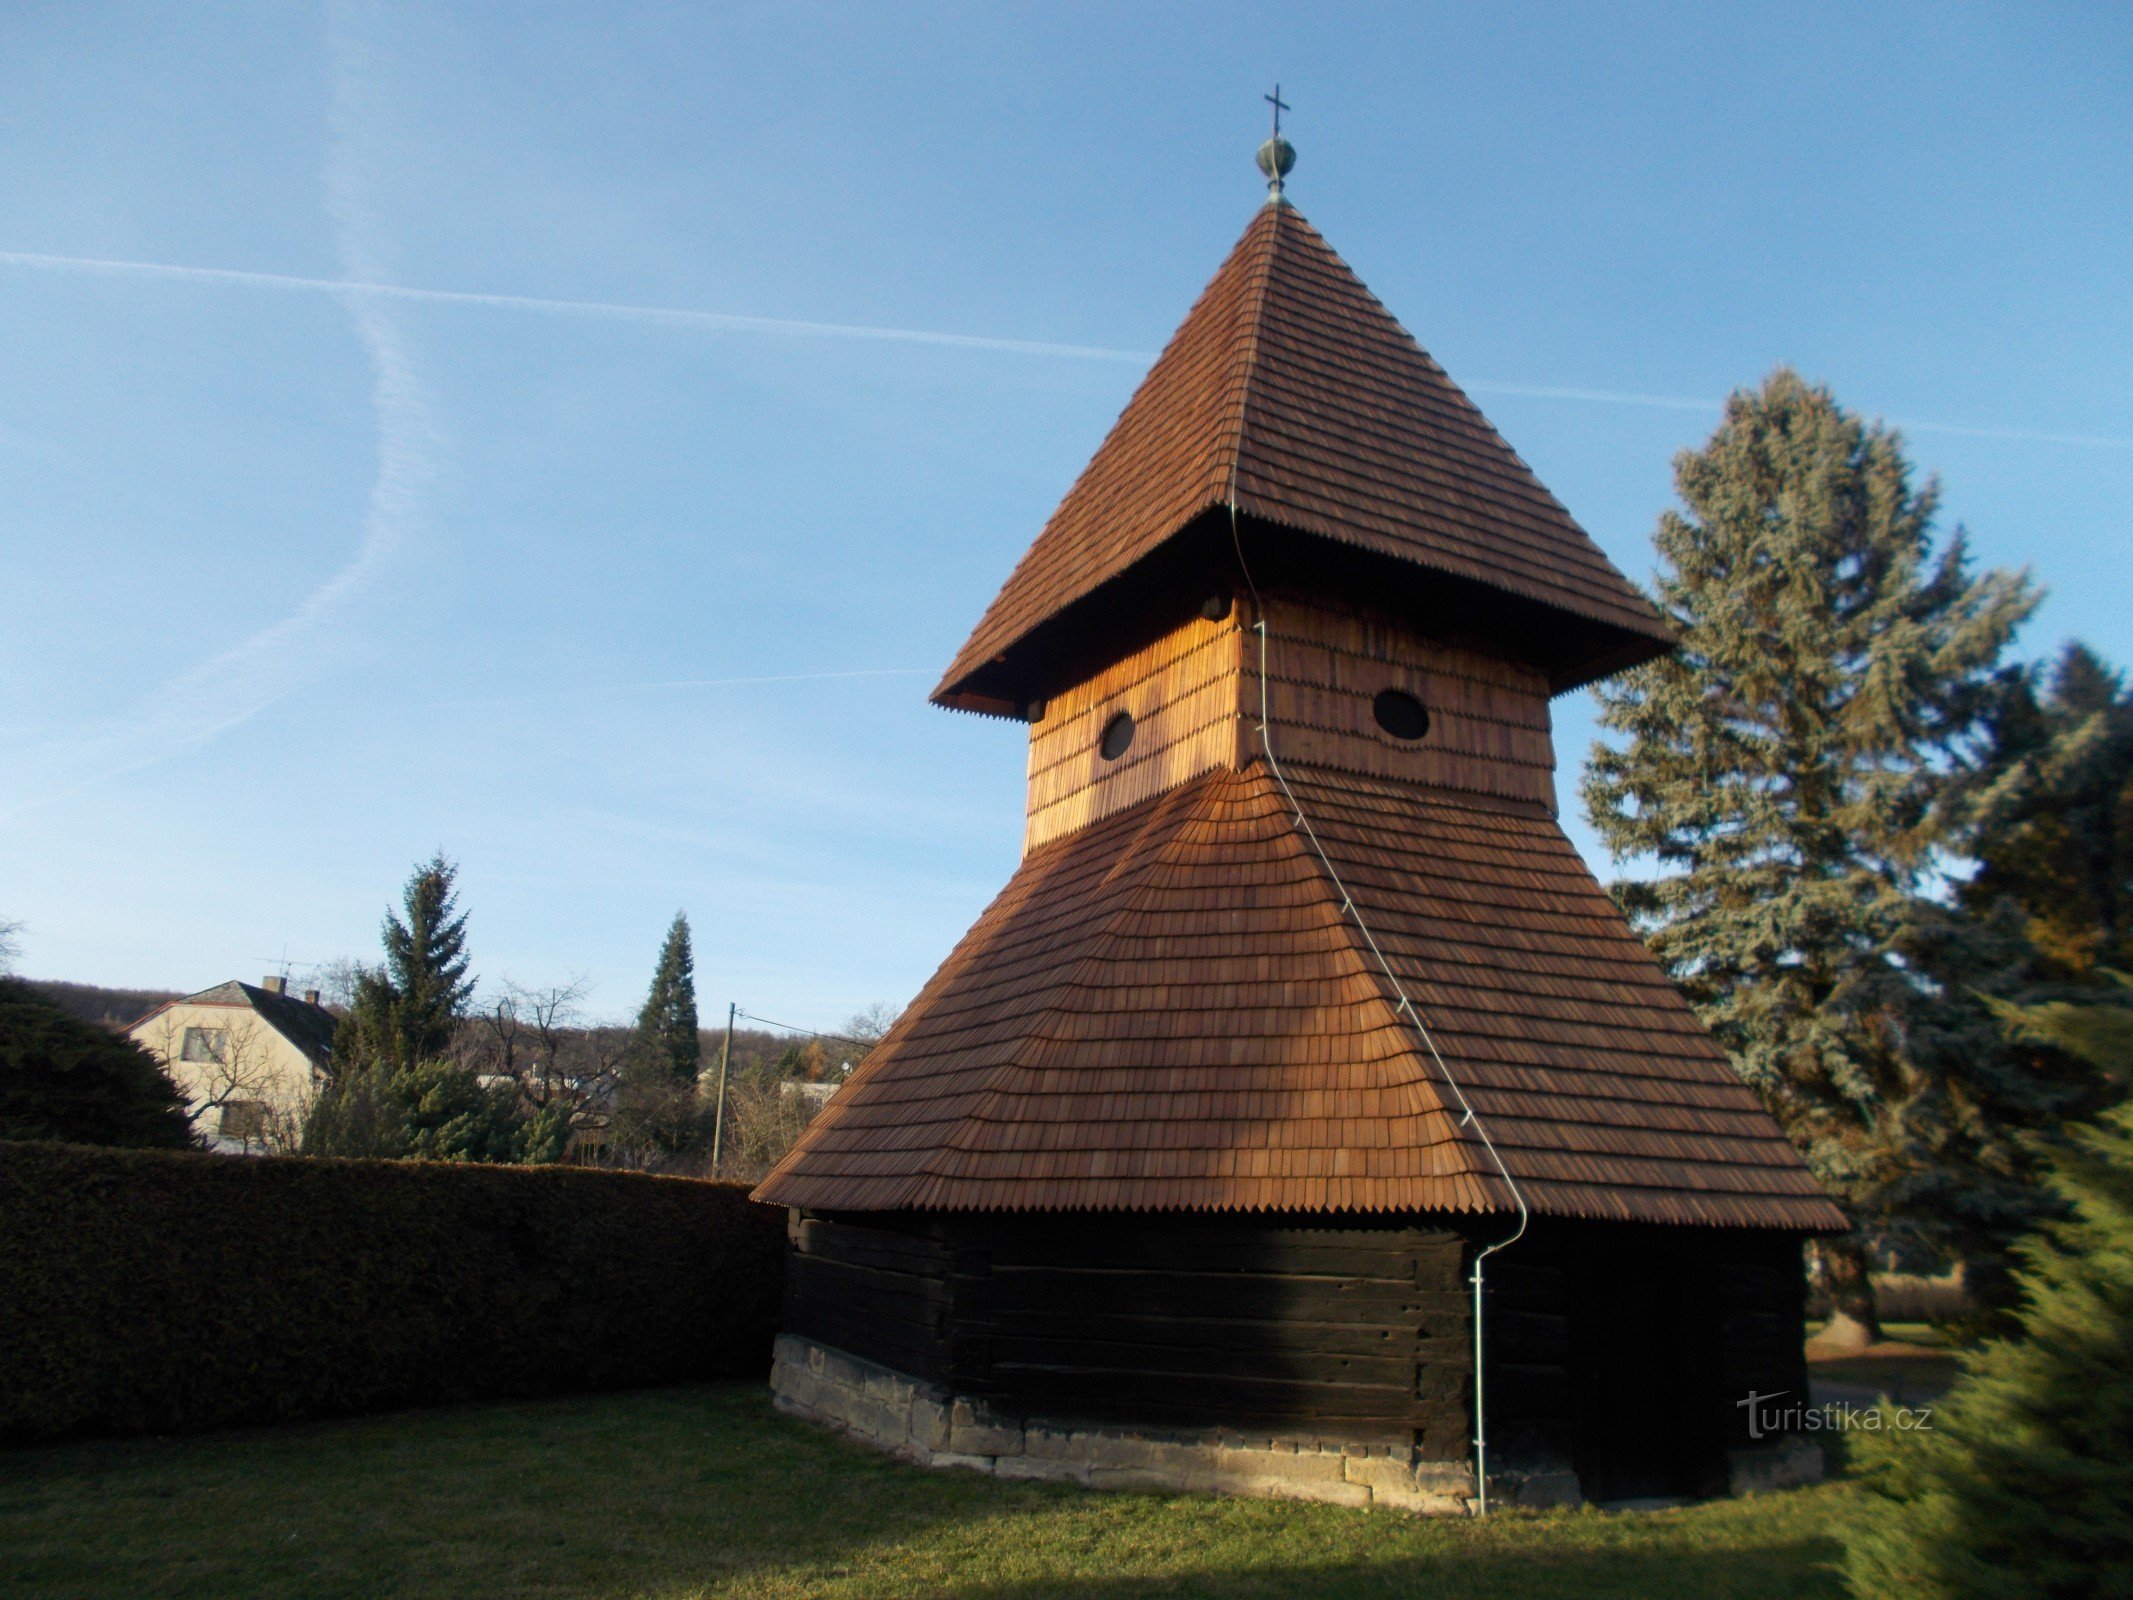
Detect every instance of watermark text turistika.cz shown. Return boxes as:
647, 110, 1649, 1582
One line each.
1739, 1390, 1935, 1441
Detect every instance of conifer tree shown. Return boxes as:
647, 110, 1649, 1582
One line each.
328, 854, 473, 1075
299, 1060, 406, 1158
393, 1056, 522, 1163
382, 853, 475, 1067
1959, 642, 2133, 980
307, 854, 511, 1160
1877, 895, 2098, 1322
1891, 645, 2133, 1316
1584, 370, 2037, 1343
1844, 990, 2133, 1599
631, 912, 701, 1084
1995, 974, 2133, 1073
0, 977, 196, 1149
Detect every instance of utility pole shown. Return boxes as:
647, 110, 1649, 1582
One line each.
711, 1001, 735, 1175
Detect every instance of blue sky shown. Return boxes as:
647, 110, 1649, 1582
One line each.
2, 2, 2127, 1026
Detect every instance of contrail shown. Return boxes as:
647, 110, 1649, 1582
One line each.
133, 4, 440, 755
7, 245, 2123, 450
0, 1, 440, 820
0, 248, 1154, 365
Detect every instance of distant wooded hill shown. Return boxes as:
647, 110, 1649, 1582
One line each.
22, 981, 183, 1031
15, 981, 851, 1079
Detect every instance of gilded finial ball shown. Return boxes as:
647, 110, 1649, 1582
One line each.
1256, 133, 1296, 191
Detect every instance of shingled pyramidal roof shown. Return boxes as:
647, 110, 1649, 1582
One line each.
762, 200, 1843, 1234
935, 202, 1676, 714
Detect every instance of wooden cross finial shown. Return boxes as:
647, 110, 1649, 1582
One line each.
1257, 87, 1296, 202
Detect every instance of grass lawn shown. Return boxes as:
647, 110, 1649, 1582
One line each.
1808, 1321, 1964, 1408
0, 1384, 1853, 1600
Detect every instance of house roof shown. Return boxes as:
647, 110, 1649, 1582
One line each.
756, 766, 1844, 1232
934, 203, 1675, 713
132, 981, 338, 1067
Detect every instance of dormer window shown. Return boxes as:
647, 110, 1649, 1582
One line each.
1373, 689, 1430, 741
1099, 711, 1137, 760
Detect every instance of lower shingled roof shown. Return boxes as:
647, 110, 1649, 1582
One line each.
755, 765, 1845, 1232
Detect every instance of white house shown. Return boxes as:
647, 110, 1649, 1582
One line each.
129, 978, 337, 1153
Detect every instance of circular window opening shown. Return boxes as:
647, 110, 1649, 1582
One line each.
1373, 689, 1431, 741
1099, 710, 1137, 761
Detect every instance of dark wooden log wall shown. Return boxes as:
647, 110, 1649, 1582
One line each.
782, 1212, 956, 1386
962, 1217, 1470, 1454
1477, 1245, 1572, 1474
1482, 1222, 1813, 1500
784, 1212, 1472, 1453
783, 1210, 1814, 1494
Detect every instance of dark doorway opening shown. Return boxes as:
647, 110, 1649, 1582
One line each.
1569, 1240, 1729, 1502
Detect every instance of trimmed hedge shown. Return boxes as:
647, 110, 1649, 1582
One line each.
0, 1142, 786, 1442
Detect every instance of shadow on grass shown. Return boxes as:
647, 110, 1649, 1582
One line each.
0, 1383, 1849, 1600
929, 1544, 1845, 1600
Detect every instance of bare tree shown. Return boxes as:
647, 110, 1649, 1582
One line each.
701, 1005, 904, 1181
606, 1077, 716, 1173
0, 917, 21, 976
842, 1002, 901, 1051
465, 977, 630, 1157
717, 1074, 816, 1181
307, 958, 365, 1012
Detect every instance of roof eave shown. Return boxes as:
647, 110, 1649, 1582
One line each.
754, 1180, 1850, 1233
932, 509, 1678, 712
1544, 621, 1677, 695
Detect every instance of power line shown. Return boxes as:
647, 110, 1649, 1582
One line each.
733, 1009, 877, 1051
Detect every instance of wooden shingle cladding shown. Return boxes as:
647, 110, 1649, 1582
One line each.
1024, 594, 1556, 852
757, 753, 1844, 1231
1026, 608, 1246, 851
935, 204, 1675, 714
763, 766, 1487, 1215
1281, 767, 1840, 1229
1254, 595, 1557, 811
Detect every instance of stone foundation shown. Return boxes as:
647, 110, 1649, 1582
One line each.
771, 1334, 1585, 1515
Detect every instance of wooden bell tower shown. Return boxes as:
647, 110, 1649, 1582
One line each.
759, 140, 1844, 1510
